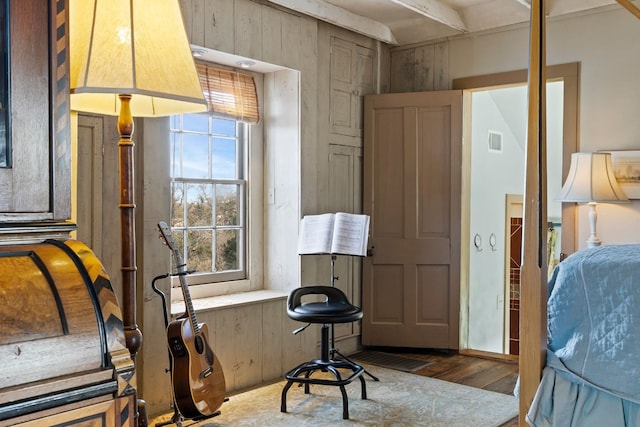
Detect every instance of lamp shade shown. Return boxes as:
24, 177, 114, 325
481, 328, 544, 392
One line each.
69, 0, 207, 117
556, 152, 629, 203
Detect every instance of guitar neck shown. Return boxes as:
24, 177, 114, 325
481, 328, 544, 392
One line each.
176, 262, 200, 335
157, 222, 201, 335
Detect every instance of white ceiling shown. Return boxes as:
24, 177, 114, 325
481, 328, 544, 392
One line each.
267, 0, 636, 45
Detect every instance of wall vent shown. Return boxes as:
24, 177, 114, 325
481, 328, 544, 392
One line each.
488, 130, 503, 153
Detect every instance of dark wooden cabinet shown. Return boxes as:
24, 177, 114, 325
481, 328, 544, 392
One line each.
0, 0, 70, 224
0, 2, 136, 426
0, 240, 136, 426
9, 396, 135, 427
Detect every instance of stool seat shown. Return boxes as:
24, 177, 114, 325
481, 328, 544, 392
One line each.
287, 286, 363, 323
281, 286, 367, 420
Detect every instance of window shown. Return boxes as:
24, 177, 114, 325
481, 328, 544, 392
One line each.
170, 114, 247, 284
168, 60, 263, 296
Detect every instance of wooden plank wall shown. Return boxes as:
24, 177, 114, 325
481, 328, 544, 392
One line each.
138, 0, 389, 417
389, 42, 450, 92
195, 299, 303, 391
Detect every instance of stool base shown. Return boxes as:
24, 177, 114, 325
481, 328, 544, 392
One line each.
280, 358, 366, 420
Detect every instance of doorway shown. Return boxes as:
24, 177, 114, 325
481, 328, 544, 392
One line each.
465, 81, 564, 356
454, 63, 579, 358
361, 63, 578, 352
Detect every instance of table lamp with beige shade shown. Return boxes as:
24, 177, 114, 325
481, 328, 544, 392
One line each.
556, 152, 629, 248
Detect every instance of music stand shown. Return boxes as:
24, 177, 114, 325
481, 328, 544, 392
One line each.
298, 213, 378, 381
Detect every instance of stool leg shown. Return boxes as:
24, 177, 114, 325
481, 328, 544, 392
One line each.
281, 380, 293, 413
326, 364, 343, 381
339, 385, 349, 419
359, 374, 367, 399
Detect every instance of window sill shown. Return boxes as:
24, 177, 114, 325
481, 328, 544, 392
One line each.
170, 289, 288, 315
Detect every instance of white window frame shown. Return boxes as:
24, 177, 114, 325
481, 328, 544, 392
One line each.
170, 117, 247, 284
170, 71, 265, 300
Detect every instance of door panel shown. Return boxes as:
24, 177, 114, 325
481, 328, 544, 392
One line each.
330, 36, 376, 137
0, 1, 57, 218
363, 90, 462, 349
370, 265, 404, 323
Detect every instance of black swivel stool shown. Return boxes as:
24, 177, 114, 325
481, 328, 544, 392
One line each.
280, 286, 367, 420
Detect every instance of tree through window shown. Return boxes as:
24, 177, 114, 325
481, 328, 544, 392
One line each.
170, 114, 246, 283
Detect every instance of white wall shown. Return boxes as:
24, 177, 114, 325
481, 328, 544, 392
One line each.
450, 6, 640, 249
263, 69, 302, 292
469, 89, 526, 353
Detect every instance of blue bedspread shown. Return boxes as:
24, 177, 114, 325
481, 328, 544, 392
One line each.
527, 244, 640, 426
546, 244, 640, 401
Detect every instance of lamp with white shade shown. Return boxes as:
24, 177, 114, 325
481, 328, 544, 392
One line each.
69, 0, 208, 363
556, 152, 629, 248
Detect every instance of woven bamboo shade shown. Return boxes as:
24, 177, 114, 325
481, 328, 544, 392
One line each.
196, 63, 260, 124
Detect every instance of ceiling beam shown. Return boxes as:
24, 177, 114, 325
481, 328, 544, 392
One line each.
389, 0, 467, 32
616, 0, 640, 19
266, 0, 398, 45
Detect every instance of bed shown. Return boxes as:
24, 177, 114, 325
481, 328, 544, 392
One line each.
525, 244, 640, 426
517, 1, 640, 423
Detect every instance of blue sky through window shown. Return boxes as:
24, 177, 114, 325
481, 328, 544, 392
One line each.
172, 115, 238, 180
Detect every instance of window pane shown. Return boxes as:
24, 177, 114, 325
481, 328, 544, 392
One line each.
216, 184, 239, 226
216, 229, 238, 271
213, 117, 236, 137
187, 229, 212, 272
186, 183, 213, 227
171, 183, 185, 227
182, 133, 209, 178
170, 132, 180, 178
183, 114, 210, 133
170, 115, 180, 130
212, 137, 236, 179
172, 229, 185, 263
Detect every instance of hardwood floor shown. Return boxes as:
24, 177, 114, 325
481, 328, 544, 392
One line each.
386, 348, 519, 427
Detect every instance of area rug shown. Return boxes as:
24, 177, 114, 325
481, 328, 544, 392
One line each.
350, 350, 431, 372
155, 364, 518, 426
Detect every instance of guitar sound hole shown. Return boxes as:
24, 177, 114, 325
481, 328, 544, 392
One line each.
194, 335, 204, 354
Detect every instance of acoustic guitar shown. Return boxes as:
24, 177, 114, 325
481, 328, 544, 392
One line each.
158, 221, 226, 419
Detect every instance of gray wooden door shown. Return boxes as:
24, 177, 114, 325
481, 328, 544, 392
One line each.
362, 90, 462, 349
76, 114, 104, 258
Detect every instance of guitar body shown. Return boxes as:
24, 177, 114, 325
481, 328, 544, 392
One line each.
167, 319, 226, 419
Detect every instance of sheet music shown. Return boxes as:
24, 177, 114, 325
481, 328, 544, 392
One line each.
297, 213, 335, 254
298, 212, 370, 256
331, 213, 370, 256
